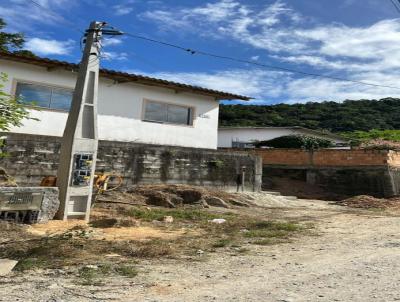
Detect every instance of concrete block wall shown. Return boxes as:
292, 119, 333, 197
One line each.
0, 133, 262, 192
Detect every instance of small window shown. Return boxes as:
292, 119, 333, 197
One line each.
143, 100, 193, 125
15, 82, 73, 111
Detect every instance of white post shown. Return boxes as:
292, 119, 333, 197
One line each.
56, 21, 103, 221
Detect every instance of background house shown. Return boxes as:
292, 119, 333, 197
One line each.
0, 52, 249, 150
218, 126, 348, 148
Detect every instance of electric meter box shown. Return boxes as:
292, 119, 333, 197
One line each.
71, 153, 93, 186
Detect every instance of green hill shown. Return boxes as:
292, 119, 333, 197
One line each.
219, 98, 400, 133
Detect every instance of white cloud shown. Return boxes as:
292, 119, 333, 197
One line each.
102, 37, 123, 47
25, 38, 74, 55
125, 68, 289, 100
102, 51, 128, 61
124, 66, 400, 104
142, 0, 400, 103
113, 1, 135, 15
2, 0, 76, 31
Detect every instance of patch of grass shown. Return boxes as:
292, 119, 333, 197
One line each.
115, 265, 139, 278
77, 266, 105, 286
253, 239, 274, 246
251, 221, 300, 232
125, 239, 175, 258
244, 229, 290, 238
77, 263, 138, 285
14, 257, 50, 272
212, 238, 232, 248
243, 221, 301, 240
126, 207, 231, 222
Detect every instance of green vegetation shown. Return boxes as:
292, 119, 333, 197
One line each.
126, 207, 234, 222
77, 263, 138, 285
243, 221, 300, 238
0, 18, 34, 55
0, 72, 36, 132
255, 135, 333, 150
220, 98, 400, 133
14, 257, 50, 272
342, 129, 400, 142
212, 238, 233, 248
0, 19, 37, 156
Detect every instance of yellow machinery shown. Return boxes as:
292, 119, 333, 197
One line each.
40, 172, 123, 195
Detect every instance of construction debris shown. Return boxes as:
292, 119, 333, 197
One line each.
0, 259, 18, 276
209, 218, 227, 224
96, 184, 255, 209
163, 216, 174, 223
336, 195, 400, 209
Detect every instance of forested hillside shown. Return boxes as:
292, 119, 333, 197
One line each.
219, 98, 400, 133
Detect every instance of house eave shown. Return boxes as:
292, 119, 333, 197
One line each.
0, 51, 251, 101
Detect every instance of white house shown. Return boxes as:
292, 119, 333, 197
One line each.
0, 52, 249, 149
218, 126, 349, 148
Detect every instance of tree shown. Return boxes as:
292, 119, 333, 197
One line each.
0, 18, 34, 55
0, 18, 37, 133
255, 135, 334, 150
0, 72, 34, 132
220, 98, 400, 133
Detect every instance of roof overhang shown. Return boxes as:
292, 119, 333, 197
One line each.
0, 51, 251, 101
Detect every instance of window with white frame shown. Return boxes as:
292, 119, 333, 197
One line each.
15, 82, 73, 111
143, 100, 193, 125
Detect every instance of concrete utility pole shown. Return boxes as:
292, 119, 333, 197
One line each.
56, 21, 105, 221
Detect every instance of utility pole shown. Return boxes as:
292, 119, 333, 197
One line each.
56, 21, 121, 221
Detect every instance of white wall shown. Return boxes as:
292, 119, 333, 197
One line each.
218, 128, 346, 148
1, 59, 220, 149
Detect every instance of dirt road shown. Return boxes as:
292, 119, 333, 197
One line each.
1, 197, 400, 302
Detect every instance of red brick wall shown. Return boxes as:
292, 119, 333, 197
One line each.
255, 149, 400, 167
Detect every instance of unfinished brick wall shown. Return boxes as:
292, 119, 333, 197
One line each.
255, 149, 400, 167
255, 148, 400, 198
0, 133, 262, 192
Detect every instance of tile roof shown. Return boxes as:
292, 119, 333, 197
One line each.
0, 51, 251, 101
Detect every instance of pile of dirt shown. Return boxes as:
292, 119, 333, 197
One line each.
96, 184, 254, 208
336, 195, 400, 209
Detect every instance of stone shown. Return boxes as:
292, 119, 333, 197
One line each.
228, 198, 250, 207
209, 218, 226, 224
204, 196, 230, 208
0, 259, 18, 276
163, 216, 174, 223
201, 200, 210, 208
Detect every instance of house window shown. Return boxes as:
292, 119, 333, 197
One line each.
143, 100, 193, 125
15, 82, 73, 111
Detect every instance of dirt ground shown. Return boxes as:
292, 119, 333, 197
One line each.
1, 193, 400, 302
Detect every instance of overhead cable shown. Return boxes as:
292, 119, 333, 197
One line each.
124, 32, 400, 91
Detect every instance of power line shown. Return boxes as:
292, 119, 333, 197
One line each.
390, 0, 400, 14
16, 2, 400, 91
391, 0, 400, 12
124, 32, 400, 91
24, 0, 85, 34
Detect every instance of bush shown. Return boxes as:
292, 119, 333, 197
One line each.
255, 135, 334, 150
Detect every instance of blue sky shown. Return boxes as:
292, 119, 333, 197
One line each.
1, 0, 400, 104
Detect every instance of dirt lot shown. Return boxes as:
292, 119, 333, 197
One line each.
1, 191, 400, 302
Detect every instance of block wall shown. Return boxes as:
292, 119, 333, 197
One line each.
0, 133, 262, 192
